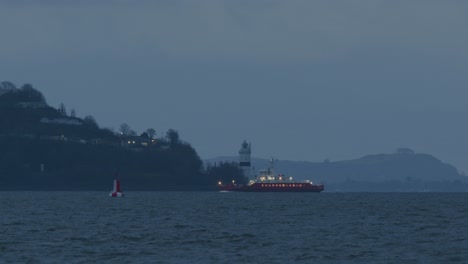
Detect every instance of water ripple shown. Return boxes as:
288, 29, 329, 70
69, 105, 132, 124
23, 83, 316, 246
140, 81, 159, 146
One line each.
0, 192, 466, 263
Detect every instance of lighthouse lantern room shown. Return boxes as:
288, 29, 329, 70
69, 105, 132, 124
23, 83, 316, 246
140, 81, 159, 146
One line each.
239, 140, 251, 179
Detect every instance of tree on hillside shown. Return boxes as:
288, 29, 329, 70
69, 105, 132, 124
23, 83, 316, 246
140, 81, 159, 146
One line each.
20, 84, 46, 103
140, 132, 149, 139
70, 109, 76, 118
83, 115, 98, 129
205, 162, 247, 185
166, 129, 180, 146
102, 127, 114, 134
146, 128, 156, 139
119, 123, 132, 135
0, 81, 17, 91
59, 103, 67, 116
0, 83, 47, 103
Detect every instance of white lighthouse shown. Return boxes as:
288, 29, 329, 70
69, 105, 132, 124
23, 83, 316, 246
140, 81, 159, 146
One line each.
239, 140, 252, 179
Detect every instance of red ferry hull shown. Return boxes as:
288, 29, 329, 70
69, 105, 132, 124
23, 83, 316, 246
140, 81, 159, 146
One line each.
220, 182, 324, 192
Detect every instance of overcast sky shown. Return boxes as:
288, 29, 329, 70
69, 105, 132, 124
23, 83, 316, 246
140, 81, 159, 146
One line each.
2, 1, 468, 172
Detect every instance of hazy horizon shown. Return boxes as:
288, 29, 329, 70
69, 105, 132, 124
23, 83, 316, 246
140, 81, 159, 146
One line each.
2, 1, 468, 172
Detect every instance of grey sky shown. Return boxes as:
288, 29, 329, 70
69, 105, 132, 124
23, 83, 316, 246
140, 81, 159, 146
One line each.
2, 1, 468, 172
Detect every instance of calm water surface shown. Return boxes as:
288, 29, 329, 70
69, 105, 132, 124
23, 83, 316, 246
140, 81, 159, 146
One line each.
0, 192, 467, 263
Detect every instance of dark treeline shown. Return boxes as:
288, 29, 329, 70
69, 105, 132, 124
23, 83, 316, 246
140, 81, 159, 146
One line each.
0, 136, 212, 190
0, 81, 245, 190
205, 161, 249, 186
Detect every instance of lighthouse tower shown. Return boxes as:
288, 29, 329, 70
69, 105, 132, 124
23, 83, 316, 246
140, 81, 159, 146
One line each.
239, 140, 252, 179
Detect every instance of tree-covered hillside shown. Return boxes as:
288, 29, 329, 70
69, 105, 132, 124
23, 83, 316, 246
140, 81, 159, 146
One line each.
0, 81, 245, 190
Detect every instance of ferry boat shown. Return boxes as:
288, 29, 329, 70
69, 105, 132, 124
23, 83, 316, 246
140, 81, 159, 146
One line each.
219, 160, 324, 192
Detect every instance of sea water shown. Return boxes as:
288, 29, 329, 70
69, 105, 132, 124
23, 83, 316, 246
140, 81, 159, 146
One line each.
0, 192, 466, 263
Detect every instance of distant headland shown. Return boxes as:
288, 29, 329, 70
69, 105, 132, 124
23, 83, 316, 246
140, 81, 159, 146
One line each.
1, 81, 467, 191
208, 148, 468, 192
